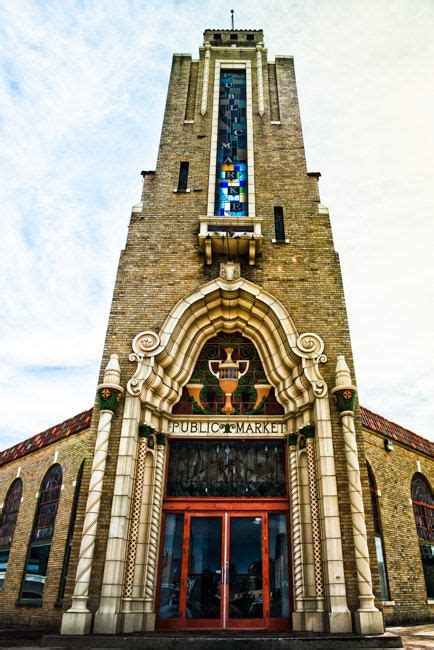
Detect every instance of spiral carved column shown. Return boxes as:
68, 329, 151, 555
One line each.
332, 354, 384, 635
288, 436, 304, 612
61, 354, 123, 636
143, 434, 166, 623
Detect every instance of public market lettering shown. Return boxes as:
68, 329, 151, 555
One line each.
168, 421, 287, 435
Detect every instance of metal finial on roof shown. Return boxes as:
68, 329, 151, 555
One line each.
231, 9, 234, 29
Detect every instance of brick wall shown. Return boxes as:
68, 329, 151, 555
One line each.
364, 427, 434, 624
0, 428, 93, 627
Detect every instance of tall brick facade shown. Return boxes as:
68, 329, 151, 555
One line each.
0, 27, 432, 636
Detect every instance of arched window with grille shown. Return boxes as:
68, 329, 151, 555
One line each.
0, 478, 23, 589
19, 464, 62, 602
366, 463, 390, 601
411, 472, 434, 599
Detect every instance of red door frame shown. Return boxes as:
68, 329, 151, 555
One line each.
156, 500, 291, 631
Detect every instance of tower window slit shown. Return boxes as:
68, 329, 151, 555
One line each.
177, 161, 189, 192
274, 207, 286, 242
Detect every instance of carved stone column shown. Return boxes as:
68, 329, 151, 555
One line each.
332, 354, 384, 635
61, 354, 123, 635
201, 42, 211, 116
256, 41, 265, 117
288, 433, 304, 631
121, 426, 155, 633
302, 425, 325, 630
142, 433, 167, 631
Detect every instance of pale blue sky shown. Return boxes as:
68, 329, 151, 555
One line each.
1, 0, 433, 447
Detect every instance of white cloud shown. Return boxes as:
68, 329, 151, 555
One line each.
0, 0, 433, 446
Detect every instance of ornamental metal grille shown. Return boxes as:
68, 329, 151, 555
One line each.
166, 439, 286, 498
0, 478, 22, 548
33, 464, 62, 542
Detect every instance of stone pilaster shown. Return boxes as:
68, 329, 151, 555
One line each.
61, 354, 123, 635
201, 42, 211, 116
93, 394, 141, 634
256, 42, 264, 116
332, 354, 384, 635
288, 434, 304, 630
304, 425, 325, 631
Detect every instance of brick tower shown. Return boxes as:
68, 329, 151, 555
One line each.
61, 28, 384, 636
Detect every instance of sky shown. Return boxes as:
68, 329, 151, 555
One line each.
0, 0, 433, 448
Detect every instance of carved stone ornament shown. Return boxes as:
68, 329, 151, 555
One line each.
132, 330, 160, 356
294, 332, 324, 359
219, 261, 241, 282
97, 386, 123, 413
287, 432, 298, 447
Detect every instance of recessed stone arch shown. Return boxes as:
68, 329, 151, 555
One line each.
128, 275, 328, 414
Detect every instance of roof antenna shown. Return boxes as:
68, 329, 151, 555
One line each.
231, 9, 234, 29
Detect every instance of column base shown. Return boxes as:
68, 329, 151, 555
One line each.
354, 609, 384, 634
328, 610, 353, 633
122, 612, 143, 634
93, 611, 123, 635
292, 611, 304, 631
60, 610, 93, 636
304, 611, 325, 632
142, 612, 156, 631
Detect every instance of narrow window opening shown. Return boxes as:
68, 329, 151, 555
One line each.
247, 34, 254, 41
0, 478, 23, 590
177, 161, 189, 192
274, 207, 286, 242
367, 464, 390, 601
213, 33, 221, 40
230, 34, 238, 40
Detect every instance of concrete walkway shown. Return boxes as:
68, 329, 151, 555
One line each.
387, 624, 434, 649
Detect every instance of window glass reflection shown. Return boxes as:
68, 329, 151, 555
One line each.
229, 517, 263, 619
159, 514, 183, 618
268, 514, 290, 617
186, 517, 222, 619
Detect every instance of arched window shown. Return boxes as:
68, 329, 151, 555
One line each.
0, 478, 23, 589
367, 463, 390, 601
56, 461, 85, 603
411, 473, 434, 599
19, 464, 62, 602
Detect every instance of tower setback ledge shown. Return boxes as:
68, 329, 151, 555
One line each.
198, 215, 263, 265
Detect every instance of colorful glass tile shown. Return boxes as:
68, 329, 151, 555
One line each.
214, 70, 248, 217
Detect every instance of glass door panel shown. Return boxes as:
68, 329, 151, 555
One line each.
268, 513, 290, 618
159, 513, 184, 619
186, 516, 222, 620
228, 516, 263, 620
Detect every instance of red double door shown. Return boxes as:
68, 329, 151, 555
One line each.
157, 504, 291, 631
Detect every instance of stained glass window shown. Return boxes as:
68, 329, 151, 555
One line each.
411, 473, 434, 598
20, 464, 62, 602
214, 70, 248, 217
0, 478, 22, 589
166, 439, 286, 498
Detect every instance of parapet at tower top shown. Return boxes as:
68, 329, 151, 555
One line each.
203, 29, 264, 47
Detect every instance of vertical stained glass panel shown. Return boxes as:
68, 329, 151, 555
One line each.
214, 70, 248, 217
